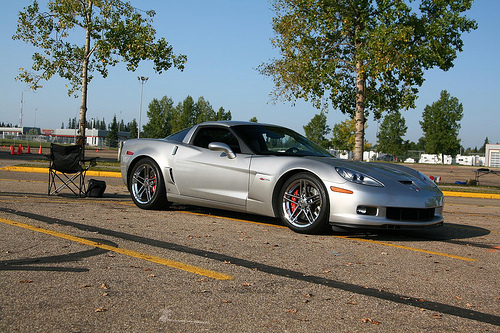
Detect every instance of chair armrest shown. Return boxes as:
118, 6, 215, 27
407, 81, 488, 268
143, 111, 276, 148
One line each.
83, 156, 99, 167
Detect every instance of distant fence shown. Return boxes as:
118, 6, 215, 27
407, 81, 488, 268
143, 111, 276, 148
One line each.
0, 134, 119, 148
1, 134, 77, 146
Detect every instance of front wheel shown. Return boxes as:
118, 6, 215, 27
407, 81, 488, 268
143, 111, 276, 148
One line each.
278, 173, 329, 234
129, 157, 170, 210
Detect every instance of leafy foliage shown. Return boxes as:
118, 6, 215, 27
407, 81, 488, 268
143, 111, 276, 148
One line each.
105, 114, 118, 147
420, 90, 463, 159
27, 128, 40, 135
376, 111, 407, 157
330, 117, 371, 153
143, 96, 232, 138
331, 118, 356, 152
260, 0, 477, 160
303, 112, 331, 148
129, 118, 138, 139
142, 96, 174, 138
13, 0, 187, 145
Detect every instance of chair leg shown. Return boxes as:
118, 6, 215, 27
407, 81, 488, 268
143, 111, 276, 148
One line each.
49, 171, 83, 197
48, 170, 52, 195
80, 169, 89, 197
48, 169, 57, 195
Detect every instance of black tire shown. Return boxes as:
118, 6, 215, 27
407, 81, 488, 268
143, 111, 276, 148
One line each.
278, 172, 329, 234
129, 157, 170, 210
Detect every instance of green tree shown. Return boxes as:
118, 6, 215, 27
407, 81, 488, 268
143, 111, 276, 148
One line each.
406, 137, 426, 152
303, 112, 331, 148
28, 128, 40, 135
171, 96, 196, 133
331, 118, 371, 154
143, 96, 174, 138
106, 114, 118, 147
416, 137, 426, 151
216, 107, 232, 121
249, 117, 258, 123
195, 97, 216, 123
376, 111, 407, 158
331, 118, 356, 152
420, 90, 463, 162
68, 117, 77, 129
99, 119, 107, 130
479, 137, 489, 154
129, 119, 138, 139
13, 0, 187, 146
259, 0, 477, 161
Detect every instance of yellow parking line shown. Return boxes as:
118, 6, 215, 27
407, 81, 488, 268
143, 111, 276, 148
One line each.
0, 166, 121, 178
0, 194, 480, 262
0, 217, 233, 280
181, 211, 288, 229
335, 235, 477, 261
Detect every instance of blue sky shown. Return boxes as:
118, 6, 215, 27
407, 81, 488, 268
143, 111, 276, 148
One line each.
0, 0, 498, 149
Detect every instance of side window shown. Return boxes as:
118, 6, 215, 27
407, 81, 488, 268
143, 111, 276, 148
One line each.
192, 127, 241, 153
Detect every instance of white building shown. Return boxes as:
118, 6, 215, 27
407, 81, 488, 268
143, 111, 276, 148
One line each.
485, 144, 500, 167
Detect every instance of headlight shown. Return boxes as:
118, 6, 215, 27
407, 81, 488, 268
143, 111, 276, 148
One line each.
335, 167, 384, 187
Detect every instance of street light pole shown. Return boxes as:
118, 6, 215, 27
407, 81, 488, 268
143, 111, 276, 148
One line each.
137, 76, 149, 138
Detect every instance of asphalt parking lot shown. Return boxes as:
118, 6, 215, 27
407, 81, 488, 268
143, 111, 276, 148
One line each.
0, 158, 499, 332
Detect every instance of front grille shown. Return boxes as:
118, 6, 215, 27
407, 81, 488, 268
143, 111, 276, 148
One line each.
386, 207, 436, 222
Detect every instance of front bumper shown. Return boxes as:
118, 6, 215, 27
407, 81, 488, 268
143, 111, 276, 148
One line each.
325, 180, 444, 229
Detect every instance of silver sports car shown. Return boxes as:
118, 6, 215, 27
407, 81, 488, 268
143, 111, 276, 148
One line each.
120, 121, 444, 234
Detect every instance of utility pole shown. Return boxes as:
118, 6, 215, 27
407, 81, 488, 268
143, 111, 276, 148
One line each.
137, 76, 149, 138
19, 92, 23, 128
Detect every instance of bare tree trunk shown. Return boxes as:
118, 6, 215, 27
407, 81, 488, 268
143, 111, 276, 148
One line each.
77, 1, 92, 147
354, 59, 365, 161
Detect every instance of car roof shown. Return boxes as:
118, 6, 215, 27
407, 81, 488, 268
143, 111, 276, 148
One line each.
196, 121, 271, 127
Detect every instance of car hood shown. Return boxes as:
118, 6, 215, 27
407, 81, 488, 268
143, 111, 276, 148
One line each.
311, 157, 440, 191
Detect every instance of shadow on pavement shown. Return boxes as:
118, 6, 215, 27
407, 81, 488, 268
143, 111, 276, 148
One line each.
170, 205, 493, 244
0, 238, 117, 272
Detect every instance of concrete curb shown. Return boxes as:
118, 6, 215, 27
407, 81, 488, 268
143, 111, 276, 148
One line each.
1, 166, 499, 199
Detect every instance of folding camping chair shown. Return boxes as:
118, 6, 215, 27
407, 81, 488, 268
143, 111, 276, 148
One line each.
47, 143, 98, 197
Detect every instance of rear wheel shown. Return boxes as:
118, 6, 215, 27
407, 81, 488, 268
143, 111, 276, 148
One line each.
129, 158, 170, 210
278, 172, 329, 234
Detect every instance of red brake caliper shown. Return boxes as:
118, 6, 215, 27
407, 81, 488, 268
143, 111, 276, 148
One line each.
290, 188, 299, 213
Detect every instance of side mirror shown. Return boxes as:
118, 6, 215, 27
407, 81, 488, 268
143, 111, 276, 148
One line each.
208, 142, 236, 159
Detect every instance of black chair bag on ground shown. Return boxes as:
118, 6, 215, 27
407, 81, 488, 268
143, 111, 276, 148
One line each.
86, 179, 106, 197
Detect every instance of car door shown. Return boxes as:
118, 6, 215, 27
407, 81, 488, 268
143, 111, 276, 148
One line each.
171, 126, 251, 207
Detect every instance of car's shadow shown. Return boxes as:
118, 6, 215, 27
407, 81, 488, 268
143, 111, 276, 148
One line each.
169, 204, 492, 244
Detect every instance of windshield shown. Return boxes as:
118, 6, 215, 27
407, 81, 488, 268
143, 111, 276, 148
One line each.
233, 124, 331, 157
